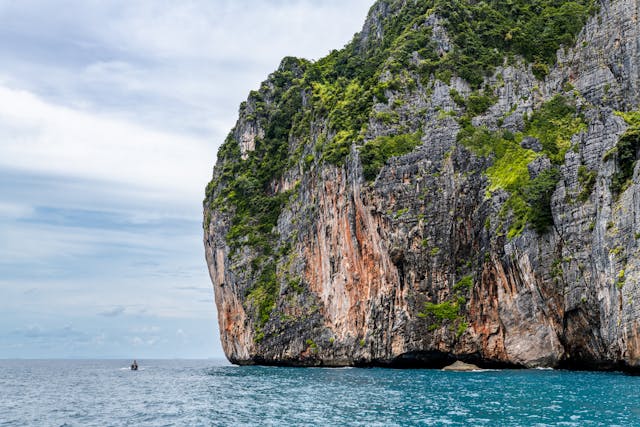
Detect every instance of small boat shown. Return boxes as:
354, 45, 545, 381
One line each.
130, 360, 138, 371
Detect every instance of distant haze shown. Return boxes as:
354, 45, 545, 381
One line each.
0, 0, 372, 359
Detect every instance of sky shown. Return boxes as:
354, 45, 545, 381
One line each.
0, 0, 373, 359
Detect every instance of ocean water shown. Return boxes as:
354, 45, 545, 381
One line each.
1, 360, 639, 426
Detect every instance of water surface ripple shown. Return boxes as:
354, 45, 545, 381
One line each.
0, 360, 638, 426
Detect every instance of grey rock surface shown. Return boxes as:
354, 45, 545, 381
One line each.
204, 0, 640, 370
442, 361, 482, 371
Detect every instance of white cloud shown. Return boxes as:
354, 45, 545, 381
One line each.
82, 61, 147, 92
11, 324, 89, 341
130, 326, 162, 335
0, 201, 33, 219
99, 306, 126, 317
0, 0, 373, 138
1, 222, 100, 262
0, 213, 191, 263
0, 84, 212, 208
92, 1, 372, 61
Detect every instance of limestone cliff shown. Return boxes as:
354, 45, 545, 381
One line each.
204, 0, 640, 370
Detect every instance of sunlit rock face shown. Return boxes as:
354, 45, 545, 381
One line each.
204, 0, 640, 370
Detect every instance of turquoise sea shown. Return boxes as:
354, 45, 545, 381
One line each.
1, 359, 639, 426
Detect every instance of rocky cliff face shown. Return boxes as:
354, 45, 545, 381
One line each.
204, 0, 640, 370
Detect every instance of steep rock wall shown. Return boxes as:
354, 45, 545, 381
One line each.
204, 0, 640, 370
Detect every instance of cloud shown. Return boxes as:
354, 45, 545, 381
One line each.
0, 84, 212, 208
0, 202, 33, 219
99, 1, 373, 61
82, 61, 147, 92
11, 324, 89, 341
129, 336, 160, 347
175, 285, 212, 294
92, 333, 106, 346
12, 325, 45, 338
0, 215, 195, 266
99, 306, 126, 317
0, 0, 374, 140
130, 326, 161, 334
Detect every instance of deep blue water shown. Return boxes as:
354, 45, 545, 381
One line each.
1, 360, 639, 426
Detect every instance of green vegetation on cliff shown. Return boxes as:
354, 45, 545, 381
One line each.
208, 59, 306, 255
419, 274, 474, 337
459, 95, 586, 237
204, 59, 309, 332
207, 0, 597, 217
298, 0, 597, 169
360, 131, 423, 181
204, 0, 598, 331
433, 0, 597, 83
609, 111, 640, 197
